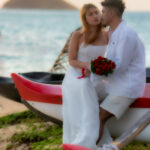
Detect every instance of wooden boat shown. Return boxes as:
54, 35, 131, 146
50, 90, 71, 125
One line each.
11, 73, 150, 142
0, 72, 64, 102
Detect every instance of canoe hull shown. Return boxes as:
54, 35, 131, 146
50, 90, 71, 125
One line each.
23, 99, 150, 142
22, 99, 62, 125
107, 108, 150, 142
0, 72, 64, 102
0, 81, 20, 102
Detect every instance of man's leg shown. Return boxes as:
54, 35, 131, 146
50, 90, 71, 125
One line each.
96, 107, 114, 144
96, 95, 136, 145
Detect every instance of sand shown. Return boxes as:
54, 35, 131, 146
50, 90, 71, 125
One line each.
0, 95, 28, 117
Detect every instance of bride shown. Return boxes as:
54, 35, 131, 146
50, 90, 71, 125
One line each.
62, 3, 112, 149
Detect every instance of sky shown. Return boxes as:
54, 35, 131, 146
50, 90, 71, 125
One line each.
0, 0, 9, 8
64, 0, 150, 11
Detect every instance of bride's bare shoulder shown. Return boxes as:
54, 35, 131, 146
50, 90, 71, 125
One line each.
69, 30, 83, 49
71, 30, 82, 40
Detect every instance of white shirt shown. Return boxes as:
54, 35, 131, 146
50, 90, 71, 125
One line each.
105, 20, 146, 98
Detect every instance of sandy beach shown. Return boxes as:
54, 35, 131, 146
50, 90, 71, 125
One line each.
0, 95, 28, 117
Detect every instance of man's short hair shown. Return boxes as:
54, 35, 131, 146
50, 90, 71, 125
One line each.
101, 0, 126, 17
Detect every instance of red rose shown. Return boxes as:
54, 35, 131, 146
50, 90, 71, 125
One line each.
111, 62, 116, 69
90, 56, 116, 77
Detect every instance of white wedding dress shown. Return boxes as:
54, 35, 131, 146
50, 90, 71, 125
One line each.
62, 42, 113, 150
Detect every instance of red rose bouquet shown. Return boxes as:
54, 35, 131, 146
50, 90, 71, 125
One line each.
90, 56, 116, 77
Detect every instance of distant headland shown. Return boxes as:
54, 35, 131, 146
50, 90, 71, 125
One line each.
0, 0, 77, 10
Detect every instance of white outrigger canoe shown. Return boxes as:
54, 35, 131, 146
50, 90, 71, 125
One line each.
11, 73, 150, 143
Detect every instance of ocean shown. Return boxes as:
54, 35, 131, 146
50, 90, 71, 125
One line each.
0, 9, 150, 77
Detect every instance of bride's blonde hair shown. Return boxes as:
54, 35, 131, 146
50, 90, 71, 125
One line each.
80, 3, 102, 44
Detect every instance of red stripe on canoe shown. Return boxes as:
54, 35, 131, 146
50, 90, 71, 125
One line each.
131, 83, 150, 108
11, 73, 62, 105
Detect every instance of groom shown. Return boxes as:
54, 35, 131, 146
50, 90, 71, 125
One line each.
96, 0, 146, 144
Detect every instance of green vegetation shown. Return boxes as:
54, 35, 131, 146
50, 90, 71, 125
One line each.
10, 124, 62, 150
0, 110, 40, 128
0, 111, 62, 150
0, 110, 150, 150
124, 141, 150, 150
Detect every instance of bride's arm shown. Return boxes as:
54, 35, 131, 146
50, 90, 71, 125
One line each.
68, 31, 89, 69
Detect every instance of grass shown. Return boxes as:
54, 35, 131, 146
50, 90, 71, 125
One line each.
0, 111, 62, 150
0, 110, 40, 128
0, 110, 150, 150
10, 124, 62, 150
124, 141, 150, 150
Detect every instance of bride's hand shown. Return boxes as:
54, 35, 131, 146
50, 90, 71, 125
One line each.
84, 62, 91, 71
83, 62, 91, 77
85, 68, 91, 77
